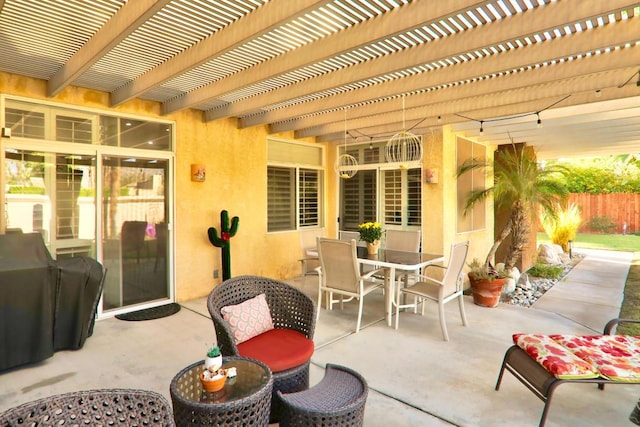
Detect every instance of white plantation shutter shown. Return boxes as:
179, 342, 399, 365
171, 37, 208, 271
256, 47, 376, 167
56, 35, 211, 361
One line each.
267, 166, 294, 232
299, 169, 320, 227
340, 169, 377, 231
407, 168, 421, 226
383, 169, 402, 225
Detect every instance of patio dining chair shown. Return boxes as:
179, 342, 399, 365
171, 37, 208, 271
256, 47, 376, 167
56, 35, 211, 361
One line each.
317, 237, 385, 333
299, 227, 325, 277
381, 229, 422, 286
339, 230, 366, 246
384, 229, 421, 252
396, 241, 469, 341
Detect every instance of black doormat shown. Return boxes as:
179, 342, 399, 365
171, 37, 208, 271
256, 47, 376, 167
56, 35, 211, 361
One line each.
115, 303, 181, 321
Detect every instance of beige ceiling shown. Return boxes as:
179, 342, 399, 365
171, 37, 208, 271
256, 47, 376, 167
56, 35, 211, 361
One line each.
1, 0, 639, 160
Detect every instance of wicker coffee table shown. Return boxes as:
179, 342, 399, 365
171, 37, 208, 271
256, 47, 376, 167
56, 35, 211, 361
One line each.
170, 356, 273, 426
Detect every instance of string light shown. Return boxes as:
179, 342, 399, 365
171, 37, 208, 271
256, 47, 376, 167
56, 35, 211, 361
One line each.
456, 95, 571, 133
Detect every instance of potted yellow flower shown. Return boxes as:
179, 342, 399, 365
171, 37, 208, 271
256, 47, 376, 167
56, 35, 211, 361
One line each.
358, 222, 383, 254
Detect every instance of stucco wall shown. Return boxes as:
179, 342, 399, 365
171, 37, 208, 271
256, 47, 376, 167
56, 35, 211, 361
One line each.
0, 71, 497, 301
0, 72, 323, 302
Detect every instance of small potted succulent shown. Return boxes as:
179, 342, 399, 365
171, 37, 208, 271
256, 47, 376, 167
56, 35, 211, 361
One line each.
204, 345, 222, 370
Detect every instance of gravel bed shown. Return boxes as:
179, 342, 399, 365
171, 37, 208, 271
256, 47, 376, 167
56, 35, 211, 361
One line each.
504, 254, 585, 308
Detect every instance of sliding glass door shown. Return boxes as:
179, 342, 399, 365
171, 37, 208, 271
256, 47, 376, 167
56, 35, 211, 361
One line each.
3, 148, 172, 313
101, 155, 169, 310
2, 96, 174, 316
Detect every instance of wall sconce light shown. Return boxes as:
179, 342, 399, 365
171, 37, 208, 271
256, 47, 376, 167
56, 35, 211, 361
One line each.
424, 168, 438, 184
191, 164, 206, 182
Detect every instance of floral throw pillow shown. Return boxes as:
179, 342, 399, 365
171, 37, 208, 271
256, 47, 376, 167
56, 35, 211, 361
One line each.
221, 293, 274, 345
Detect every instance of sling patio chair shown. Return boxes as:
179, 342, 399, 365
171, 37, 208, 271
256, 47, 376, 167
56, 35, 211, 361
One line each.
395, 241, 470, 340
316, 237, 385, 333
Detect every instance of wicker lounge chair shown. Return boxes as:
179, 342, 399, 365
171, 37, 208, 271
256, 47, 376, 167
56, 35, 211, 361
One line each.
277, 363, 368, 427
0, 389, 175, 426
208, 275, 316, 422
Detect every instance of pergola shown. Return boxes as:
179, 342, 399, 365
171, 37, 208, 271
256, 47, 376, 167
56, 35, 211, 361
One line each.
0, 0, 639, 159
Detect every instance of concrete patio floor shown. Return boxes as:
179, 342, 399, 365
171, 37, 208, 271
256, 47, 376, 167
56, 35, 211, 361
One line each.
0, 249, 637, 426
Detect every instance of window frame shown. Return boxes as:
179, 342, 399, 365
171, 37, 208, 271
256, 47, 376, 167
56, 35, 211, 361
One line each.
338, 139, 421, 231
456, 136, 487, 233
266, 138, 324, 233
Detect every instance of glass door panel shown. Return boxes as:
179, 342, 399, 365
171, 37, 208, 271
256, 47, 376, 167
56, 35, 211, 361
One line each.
3, 149, 96, 258
101, 156, 169, 311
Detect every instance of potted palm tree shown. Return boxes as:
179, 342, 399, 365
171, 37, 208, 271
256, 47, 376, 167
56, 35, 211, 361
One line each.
458, 139, 568, 306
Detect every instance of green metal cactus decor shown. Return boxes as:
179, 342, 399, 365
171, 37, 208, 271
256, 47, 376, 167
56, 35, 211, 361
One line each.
208, 210, 239, 281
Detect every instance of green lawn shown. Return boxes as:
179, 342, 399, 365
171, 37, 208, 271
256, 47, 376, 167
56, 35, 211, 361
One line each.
537, 232, 640, 334
537, 232, 640, 253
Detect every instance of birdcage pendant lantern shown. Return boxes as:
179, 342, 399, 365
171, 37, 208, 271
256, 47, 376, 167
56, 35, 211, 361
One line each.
384, 95, 423, 169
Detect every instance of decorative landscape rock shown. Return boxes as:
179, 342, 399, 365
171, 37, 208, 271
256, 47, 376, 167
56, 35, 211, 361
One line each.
497, 263, 520, 295
537, 244, 563, 265
505, 253, 584, 308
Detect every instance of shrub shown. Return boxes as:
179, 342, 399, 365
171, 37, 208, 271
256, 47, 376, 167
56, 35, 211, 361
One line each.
540, 203, 581, 252
7, 186, 45, 195
588, 216, 617, 234
527, 263, 564, 279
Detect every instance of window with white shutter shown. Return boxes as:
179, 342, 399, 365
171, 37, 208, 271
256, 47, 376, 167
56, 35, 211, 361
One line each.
339, 139, 421, 231
267, 138, 324, 232
267, 167, 295, 232
407, 168, 422, 226
457, 136, 486, 232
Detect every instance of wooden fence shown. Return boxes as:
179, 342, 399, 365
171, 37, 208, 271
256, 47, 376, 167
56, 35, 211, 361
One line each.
568, 193, 640, 234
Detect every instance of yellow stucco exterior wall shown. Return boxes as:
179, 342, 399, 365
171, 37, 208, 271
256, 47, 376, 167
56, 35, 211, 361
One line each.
442, 125, 495, 279
0, 71, 496, 301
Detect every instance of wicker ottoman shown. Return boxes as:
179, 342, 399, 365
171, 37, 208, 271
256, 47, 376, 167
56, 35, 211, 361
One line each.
277, 364, 368, 427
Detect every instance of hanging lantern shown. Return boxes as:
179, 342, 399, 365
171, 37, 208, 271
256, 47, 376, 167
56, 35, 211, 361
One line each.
384, 130, 422, 169
334, 108, 358, 179
334, 152, 358, 179
385, 95, 423, 169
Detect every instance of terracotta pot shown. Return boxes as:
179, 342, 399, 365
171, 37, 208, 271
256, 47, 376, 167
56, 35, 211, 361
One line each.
200, 371, 227, 392
468, 274, 506, 308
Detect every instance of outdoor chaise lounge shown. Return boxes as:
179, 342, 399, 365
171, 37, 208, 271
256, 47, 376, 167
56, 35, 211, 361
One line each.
495, 318, 640, 427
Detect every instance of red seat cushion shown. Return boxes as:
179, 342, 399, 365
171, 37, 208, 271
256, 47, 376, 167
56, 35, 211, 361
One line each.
236, 328, 314, 373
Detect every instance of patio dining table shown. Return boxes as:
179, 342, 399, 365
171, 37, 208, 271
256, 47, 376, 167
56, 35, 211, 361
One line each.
355, 247, 444, 327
